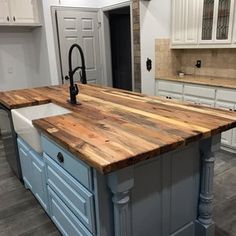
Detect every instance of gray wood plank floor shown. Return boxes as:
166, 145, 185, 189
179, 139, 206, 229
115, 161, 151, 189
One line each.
0, 139, 61, 236
214, 150, 236, 236
0, 136, 235, 236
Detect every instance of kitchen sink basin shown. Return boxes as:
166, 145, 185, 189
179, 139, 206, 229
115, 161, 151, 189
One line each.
11, 103, 71, 153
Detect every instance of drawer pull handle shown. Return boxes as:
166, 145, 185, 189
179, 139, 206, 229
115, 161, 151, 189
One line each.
13, 16, 16, 21
57, 152, 64, 163
7, 16, 9, 21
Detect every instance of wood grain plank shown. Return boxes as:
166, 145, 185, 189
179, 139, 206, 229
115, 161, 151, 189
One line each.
2, 84, 236, 173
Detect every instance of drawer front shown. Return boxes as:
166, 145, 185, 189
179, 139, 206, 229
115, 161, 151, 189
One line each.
158, 91, 182, 101
184, 84, 215, 99
45, 154, 95, 234
48, 187, 93, 236
17, 138, 33, 190
216, 89, 236, 102
158, 81, 183, 93
41, 135, 92, 190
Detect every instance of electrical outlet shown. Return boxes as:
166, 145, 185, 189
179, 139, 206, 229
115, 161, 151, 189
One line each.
195, 60, 201, 68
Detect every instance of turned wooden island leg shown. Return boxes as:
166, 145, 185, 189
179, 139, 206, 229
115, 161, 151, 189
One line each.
107, 167, 134, 236
195, 137, 216, 236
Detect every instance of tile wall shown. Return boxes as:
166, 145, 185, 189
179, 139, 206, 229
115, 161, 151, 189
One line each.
155, 39, 236, 79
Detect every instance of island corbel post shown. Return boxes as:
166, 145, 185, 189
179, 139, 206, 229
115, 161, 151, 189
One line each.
107, 136, 220, 236
107, 166, 134, 236
195, 137, 217, 236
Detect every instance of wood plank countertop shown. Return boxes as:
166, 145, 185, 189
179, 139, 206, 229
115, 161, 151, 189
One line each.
1, 84, 236, 174
156, 75, 236, 89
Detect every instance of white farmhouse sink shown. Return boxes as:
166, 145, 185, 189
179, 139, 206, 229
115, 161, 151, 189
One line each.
11, 103, 71, 153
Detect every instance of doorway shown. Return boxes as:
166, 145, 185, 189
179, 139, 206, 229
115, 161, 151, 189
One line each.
106, 6, 133, 91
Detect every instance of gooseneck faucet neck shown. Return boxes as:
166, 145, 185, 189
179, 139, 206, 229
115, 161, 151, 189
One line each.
65, 43, 87, 105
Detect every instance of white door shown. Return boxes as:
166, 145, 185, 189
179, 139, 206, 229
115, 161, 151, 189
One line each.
9, 0, 39, 24
57, 10, 101, 85
0, 0, 10, 24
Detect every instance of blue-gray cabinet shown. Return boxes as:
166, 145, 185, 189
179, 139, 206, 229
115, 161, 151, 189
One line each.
18, 134, 218, 236
42, 135, 96, 235
17, 138, 48, 213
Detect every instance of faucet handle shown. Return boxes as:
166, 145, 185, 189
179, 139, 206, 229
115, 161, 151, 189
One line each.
74, 83, 79, 95
65, 75, 70, 81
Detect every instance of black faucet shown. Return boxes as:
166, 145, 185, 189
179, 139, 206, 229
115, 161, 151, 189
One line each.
65, 43, 87, 105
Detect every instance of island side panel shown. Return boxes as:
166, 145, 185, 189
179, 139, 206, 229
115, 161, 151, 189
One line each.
104, 142, 201, 236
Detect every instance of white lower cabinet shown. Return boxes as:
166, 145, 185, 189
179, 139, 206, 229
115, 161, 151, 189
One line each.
215, 101, 235, 147
156, 80, 236, 152
183, 95, 199, 105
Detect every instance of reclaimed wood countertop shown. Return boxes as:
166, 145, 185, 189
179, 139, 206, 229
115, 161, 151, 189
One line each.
156, 75, 236, 89
1, 84, 236, 174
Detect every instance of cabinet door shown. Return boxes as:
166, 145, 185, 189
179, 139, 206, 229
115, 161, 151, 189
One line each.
172, 0, 185, 44
183, 95, 199, 105
200, 0, 235, 44
185, 0, 200, 44
215, 0, 235, 43
215, 101, 234, 146
0, 0, 10, 24
232, 0, 236, 43
9, 0, 39, 24
17, 139, 33, 190
198, 98, 215, 107
30, 150, 48, 212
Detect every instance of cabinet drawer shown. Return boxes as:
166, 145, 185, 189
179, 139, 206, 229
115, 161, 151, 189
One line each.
216, 89, 236, 102
158, 81, 183, 93
48, 187, 93, 236
41, 135, 92, 190
158, 91, 182, 101
45, 154, 95, 234
184, 84, 215, 99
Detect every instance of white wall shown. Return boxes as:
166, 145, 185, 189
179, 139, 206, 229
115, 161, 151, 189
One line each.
0, 29, 51, 91
100, 0, 129, 8
140, 0, 171, 95
0, 1, 51, 91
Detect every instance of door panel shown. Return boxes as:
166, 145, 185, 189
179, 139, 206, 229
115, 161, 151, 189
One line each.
57, 10, 101, 85
0, 0, 10, 24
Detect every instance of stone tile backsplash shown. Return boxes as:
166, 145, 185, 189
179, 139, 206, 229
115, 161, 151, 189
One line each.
155, 39, 181, 77
155, 39, 236, 79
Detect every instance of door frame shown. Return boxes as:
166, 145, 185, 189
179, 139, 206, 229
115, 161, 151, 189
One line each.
100, 1, 134, 91
51, 6, 101, 84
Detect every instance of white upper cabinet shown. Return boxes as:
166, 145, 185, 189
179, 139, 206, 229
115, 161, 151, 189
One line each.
10, 0, 39, 24
0, 0, 40, 26
185, 0, 200, 44
171, 0, 185, 44
232, 1, 236, 43
171, 0, 200, 45
199, 0, 235, 44
0, 0, 10, 24
171, 0, 236, 48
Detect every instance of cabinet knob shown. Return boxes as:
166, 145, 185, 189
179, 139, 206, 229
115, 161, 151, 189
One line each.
57, 152, 64, 163
7, 16, 9, 21
13, 16, 16, 21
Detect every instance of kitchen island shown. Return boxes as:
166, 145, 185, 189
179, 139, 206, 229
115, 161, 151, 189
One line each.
1, 84, 236, 236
